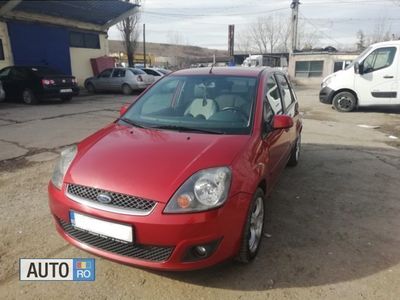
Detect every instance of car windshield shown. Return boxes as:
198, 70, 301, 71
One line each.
345, 46, 372, 70
129, 68, 146, 75
121, 75, 257, 134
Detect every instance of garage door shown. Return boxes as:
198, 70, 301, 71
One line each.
7, 21, 72, 75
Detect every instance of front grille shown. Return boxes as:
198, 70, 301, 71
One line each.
58, 218, 174, 262
67, 184, 156, 214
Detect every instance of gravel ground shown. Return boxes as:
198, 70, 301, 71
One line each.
0, 87, 399, 300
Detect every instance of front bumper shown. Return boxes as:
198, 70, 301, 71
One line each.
319, 86, 336, 104
48, 182, 251, 271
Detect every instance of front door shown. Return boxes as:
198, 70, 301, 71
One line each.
262, 73, 290, 187
355, 46, 398, 106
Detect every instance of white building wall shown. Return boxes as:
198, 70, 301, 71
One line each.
69, 33, 109, 85
0, 21, 13, 69
289, 53, 358, 85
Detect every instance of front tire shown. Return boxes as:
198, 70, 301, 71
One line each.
333, 91, 356, 112
236, 188, 265, 263
22, 89, 38, 105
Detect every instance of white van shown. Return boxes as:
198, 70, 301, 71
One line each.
320, 40, 399, 112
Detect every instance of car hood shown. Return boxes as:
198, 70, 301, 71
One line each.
66, 123, 249, 203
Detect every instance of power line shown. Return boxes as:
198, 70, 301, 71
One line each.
299, 13, 342, 45
141, 7, 288, 17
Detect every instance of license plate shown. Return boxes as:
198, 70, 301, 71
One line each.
60, 88, 73, 93
69, 211, 133, 243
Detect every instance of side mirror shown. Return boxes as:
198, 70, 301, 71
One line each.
272, 115, 294, 130
355, 62, 364, 75
120, 104, 130, 116
354, 62, 359, 74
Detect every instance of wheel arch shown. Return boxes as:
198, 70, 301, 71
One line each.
332, 88, 358, 105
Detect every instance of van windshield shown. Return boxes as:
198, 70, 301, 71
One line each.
121, 75, 258, 135
346, 46, 372, 70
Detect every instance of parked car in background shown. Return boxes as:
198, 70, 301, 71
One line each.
0, 66, 79, 105
84, 68, 154, 95
0, 80, 5, 102
49, 67, 302, 270
141, 68, 172, 81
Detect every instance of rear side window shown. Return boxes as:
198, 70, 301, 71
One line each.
99, 69, 112, 78
0, 67, 11, 78
10, 68, 29, 80
112, 69, 126, 78
275, 74, 295, 110
363, 47, 396, 73
265, 74, 283, 116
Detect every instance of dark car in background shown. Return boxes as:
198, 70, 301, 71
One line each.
0, 80, 5, 102
0, 66, 79, 105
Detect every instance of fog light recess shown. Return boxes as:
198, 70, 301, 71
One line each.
182, 239, 221, 262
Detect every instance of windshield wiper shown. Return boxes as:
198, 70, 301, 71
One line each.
150, 124, 225, 134
119, 118, 148, 129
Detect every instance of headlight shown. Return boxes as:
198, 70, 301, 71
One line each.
51, 145, 77, 190
164, 167, 232, 213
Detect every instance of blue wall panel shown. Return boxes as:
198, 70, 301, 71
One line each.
7, 22, 72, 75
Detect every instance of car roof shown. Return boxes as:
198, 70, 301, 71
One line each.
172, 67, 272, 77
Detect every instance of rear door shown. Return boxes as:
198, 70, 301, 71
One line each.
263, 72, 289, 184
109, 68, 126, 91
355, 46, 398, 105
275, 73, 298, 149
95, 68, 113, 91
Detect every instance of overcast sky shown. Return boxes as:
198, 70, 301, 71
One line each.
108, 0, 400, 50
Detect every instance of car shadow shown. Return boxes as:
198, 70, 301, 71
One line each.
356, 106, 400, 114
146, 143, 400, 290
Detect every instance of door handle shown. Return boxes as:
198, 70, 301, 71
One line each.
383, 75, 394, 79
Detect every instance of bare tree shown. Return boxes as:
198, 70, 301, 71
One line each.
356, 30, 366, 51
116, 0, 141, 67
239, 14, 293, 54
296, 21, 321, 50
167, 31, 185, 45
371, 17, 392, 43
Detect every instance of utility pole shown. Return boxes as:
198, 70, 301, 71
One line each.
290, 0, 300, 52
143, 23, 146, 67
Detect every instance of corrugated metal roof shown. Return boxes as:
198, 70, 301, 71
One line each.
0, 0, 138, 26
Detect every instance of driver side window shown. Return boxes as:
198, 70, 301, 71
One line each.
99, 69, 112, 78
363, 47, 396, 73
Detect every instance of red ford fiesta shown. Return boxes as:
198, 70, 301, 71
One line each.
48, 67, 302, 270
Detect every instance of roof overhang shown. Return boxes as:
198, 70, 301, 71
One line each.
0, 0, 139, 32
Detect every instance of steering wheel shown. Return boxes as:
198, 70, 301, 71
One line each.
220, 107, 248, 122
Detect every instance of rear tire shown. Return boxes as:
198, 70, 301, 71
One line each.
287, 134, 301, 167
236, 188, 265, 263
333, 91, 356, 112
122, 84, 133, 95
22, 89, 38, 105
